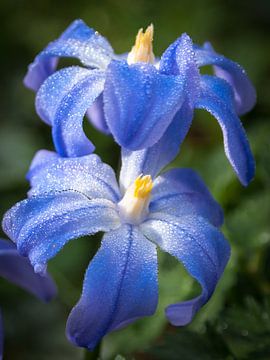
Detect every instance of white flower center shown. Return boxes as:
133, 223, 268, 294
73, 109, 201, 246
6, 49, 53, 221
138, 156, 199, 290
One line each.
118, 174, 153, 224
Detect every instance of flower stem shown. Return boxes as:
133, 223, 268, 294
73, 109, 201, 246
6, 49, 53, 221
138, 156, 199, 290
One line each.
84, 342, 101, 360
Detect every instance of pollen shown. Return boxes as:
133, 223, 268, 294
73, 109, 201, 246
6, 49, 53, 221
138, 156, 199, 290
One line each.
118, 174, 153, 224
134, 175, 153, 198
127, 24, 155, 64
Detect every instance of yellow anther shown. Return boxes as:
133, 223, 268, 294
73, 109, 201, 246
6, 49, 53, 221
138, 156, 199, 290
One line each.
118, 173, 153, 224
127, 24, 155, 64
134, 175, 153, 198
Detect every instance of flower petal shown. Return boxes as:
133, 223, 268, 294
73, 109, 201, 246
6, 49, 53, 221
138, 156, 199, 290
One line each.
27, 150, 121, 202
36, 66, 92, 125
119, 100, 194, 191
150, 168, 223, 227
86, 94, 110, 134
24, 19, 113, 91
0, 238, 57, 301
195, 43, 256, 115
159, 33, 200, 107
36, 66, 105, 157
196, 75, 255, 186
27, 149, 58, 169
52, 69, 105, 157
117, 34, 199, 186
140, 213, 230, 326
2, 192, 120, 274
104, 60, 185, 149
66, 225, 158, 350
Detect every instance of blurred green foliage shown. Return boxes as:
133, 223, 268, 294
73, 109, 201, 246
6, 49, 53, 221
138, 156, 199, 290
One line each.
0, 0, 269, 359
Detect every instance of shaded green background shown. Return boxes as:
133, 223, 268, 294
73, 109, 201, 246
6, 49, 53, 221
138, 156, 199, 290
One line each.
0, 0, 269, 359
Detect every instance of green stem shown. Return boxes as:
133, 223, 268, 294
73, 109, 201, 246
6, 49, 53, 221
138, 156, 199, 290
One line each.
84, 342, 101, 360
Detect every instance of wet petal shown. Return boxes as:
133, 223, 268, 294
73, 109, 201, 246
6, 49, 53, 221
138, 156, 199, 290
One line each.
119, 100, 194, 191
24, 19, 113, 91
195, 42, 256, 115
27, 150, 120, 202
2, 192, 120, 274
196, 75, 255, 186
150, 168, 223, 227
67, 225, 158, 350
140, 213, 230, 325
86, 94, 110, 134
36, 66, 92, 125
104, 60, 184, 149
36, 66, 105, 157
160, 33, 200, 107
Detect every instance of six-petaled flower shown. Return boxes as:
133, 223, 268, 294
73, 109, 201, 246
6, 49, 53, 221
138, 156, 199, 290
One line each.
25, 19, 255, 185
2, 146, 230, 350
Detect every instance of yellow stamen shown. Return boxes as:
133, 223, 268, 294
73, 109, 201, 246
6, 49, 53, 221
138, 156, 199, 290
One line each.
127, 24, 155, 64
134, 175, 153, 198
118, 174, 153, 224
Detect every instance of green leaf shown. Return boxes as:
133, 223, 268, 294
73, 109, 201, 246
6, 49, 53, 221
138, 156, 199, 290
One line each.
217, 297, 270, 359
146, 326, 233, 360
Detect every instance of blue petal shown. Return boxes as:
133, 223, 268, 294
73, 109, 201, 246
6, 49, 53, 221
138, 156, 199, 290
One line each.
24, 19, 113, 91
27, 150, 120, 202
0, 238, 57, 301
86, 94, 110, 134
140, 213, 230, 326
195, 43, 256, 115
52, 69, 105, 157
66, 225, 158, 350
27, 149, 58, 169
36, 66, 92, 125
119, 100, 194, 191
152, 168, 217, 197
150, 168, 223, 227
36, 66, 105, 157
118, 34, 199, 183
104, 60, 185, 149
196, 75, 255, 186
159, 33, 200, 107
2, 192, 120, 274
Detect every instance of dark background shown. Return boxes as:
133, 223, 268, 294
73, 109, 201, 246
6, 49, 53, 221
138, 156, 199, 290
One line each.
0, 0, 270, 359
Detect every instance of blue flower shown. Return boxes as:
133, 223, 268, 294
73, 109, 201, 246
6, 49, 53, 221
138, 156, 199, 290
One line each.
0, 238, 57, 358
24, 19, 255, 185
2, 142, 230, 350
